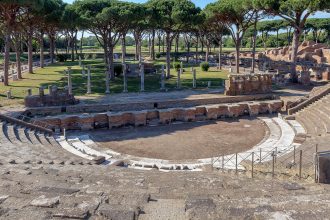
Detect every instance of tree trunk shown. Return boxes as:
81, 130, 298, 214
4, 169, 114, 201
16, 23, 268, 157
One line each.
40, 31, 44, 68
108, 46, 115, 80
49, 35, 55, 64
195, 36, 199, 64
162, 34, 165, 53
14, 38, 22, 79
290, 28, 302, 83
121, 34, 126, 64
158, 34, 161, 53
3, 31, 10, 86
276, 30, 279, 48
28, 32, 33, 74
151, 29, 155, 60
251, 17, 257, 73
166, 32, 171, 78
205, 40, 210, 62
80, 30, 84, 55
71, 35, 75, 62
135, 36, 139, 61
235, 32, 241, 74
186, 40, 190, 63
218, 38, 222, 70
138, 35, 142, 68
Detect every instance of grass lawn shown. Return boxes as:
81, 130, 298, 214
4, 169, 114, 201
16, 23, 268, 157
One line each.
0, 58, 228, 107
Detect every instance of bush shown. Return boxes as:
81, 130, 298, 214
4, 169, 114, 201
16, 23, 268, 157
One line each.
114, 65, 123, 77
200, 62, 210, 72
173, 62, 181, 71
56, 54, 69, 62
156, 53, 161, 59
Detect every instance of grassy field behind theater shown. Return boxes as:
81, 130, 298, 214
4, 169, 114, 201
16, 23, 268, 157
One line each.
0, 58, 228, 107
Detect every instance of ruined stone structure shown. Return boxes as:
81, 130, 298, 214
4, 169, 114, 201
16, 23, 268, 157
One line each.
224, 73, 273, 96
35, 100, 283, 131
238, 41, 330, 82
24, 85, 78, 108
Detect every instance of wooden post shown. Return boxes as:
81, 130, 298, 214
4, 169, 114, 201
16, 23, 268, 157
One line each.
299, 150, 302, 179
251, 152, 254, 178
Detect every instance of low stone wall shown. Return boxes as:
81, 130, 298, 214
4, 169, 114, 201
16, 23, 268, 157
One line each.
36, 100, 283, 131
225, 73, 273, 96
24, 94, 277, 117
24, 85, 78, 108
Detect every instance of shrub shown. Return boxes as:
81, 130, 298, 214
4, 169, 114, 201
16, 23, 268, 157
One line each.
56, 54, 69, 62
114, 65, 123, 77
156, 53, 161, 59
200, 62, 210, 72
173, 62, 181, 71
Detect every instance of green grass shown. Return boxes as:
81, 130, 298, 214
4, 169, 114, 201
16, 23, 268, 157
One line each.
0, 59, 228, 107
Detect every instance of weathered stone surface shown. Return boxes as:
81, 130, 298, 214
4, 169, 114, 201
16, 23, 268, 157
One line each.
218, 104, 229, 118
159, 109, 173, 124
97, 204, 136, 220
30, 195, 59, 208
94, 113, 108, 129
248, 102, 260, 116
134, 111, 147, 127
205, 106, 218, 120
52, 208, 89, 219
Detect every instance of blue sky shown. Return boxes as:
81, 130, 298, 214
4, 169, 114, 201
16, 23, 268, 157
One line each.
63, 0, 329, 17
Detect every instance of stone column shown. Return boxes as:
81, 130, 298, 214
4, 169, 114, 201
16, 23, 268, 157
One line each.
82, 65, 86, 77
192, 69, 197, 89
161, 64, 165, 91
177, 69, 182, 89
79, 56, 82, 67
39, 87, 44, 97
67, 67, 73, 95
87, 65, 91, 94
27, 88, 32, 96
105, 71, 110, 94
140, 64, 145, 92
207, 81, 211, 88
6, 90, 12, 99
123, 64, 128, 93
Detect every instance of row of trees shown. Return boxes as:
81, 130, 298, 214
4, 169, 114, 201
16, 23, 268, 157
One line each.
1, 0, 330, 86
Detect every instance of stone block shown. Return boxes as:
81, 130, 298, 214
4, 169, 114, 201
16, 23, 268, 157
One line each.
258, 102, 269, 114
267, 100, 283, 113
108, 112, 134, 128
134, 111, 147, 127
217, 104, 229, 118
159, 109, 173, 124
247, 102, 260, 116
94, 113, 109, 129
195, 106, 206, 117
184, 108, 196, 122
227, 104, 244, 117
61, 115, 80, 130
78, 114, 94, 130
171, 108, 185, 121
146, 110, 159, 120
205, 106, 218, 120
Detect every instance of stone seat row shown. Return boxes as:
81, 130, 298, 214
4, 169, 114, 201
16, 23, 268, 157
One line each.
38, 100, 283, 131
0, 120, 101, 166
294, 94, 330, 136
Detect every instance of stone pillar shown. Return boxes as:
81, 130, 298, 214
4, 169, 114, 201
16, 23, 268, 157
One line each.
193, 69, 197, 89
67, 67, 73, 95
39, 87, 44, 97
27, 88, 32, 96
123, 64, 128, 93
161, 64, 165, 91
140, 64, 145, 92
208, 81, 211, 88
177, 69, 182, 89
82, 65, 86, 77
79, 56, 82, 67
87, 65, 91, 94
6, 90, 12, 99
105, 71, 110, 94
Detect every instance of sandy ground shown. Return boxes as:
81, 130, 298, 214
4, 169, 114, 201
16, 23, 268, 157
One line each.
90, 117, 267, 160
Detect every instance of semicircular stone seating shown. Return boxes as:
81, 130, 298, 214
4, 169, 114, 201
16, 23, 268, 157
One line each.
56, 115, 306, 172
0, 118, 103, 166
